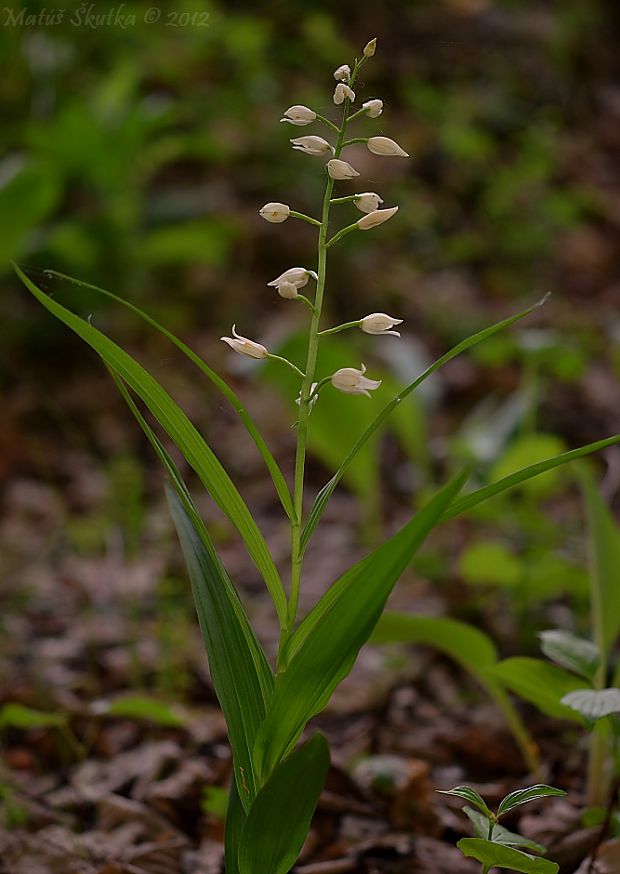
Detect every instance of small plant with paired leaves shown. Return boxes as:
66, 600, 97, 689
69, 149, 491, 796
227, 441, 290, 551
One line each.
439, 784, 566, 873
16, 38, 620, 873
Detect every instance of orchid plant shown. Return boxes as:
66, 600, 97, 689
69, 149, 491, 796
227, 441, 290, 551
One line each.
16, 38, 620, 874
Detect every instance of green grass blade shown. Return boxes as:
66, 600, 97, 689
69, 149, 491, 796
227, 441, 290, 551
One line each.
301, 298, 548, 550
443, 435, 620, 521
257, 472, 467, 779
167, 486, 274, 808
225, 779, 246, 874
44, 269, 295, 522
17, 264, 288, 625
238, 734, 330, 874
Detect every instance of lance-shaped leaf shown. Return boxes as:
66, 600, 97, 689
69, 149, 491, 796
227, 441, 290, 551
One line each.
16, 265, 288, 625
489, 658, 585, 722
301, 298, 548, 549
442, 435, 620, 522
225, 779, 246, 874
457, 839, 559, 873
256, 472, 467, 779
539, 630, 600, 684
497, 785, 566, 818
238, 734, 330, 874
561, 688, 620, 720
44, 269, 294, 521
463, 807, 547, 853
437, 786, 494, 820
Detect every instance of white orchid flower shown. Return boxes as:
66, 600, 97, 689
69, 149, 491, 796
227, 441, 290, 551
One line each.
220, 326, 268, 359
331, 364, 381, 397
367, 136, 409, 157
360, 313, 403, 337
259, 202, 291, 223
356, 206, 399, 229
280, 105, 317, 126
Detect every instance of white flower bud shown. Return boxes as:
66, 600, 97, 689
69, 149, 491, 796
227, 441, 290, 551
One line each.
362, 99, 383, 118
354, 192, 384, 214
331, 364, 381, 397
221, 325, 268, 360
360, 312, 403, 337
367, 136, 409, 157
333, 64, 351, 81
356, 206, 399, 230
327, 158, 360, 180
280, 105, 317, 126
333, 83, 355, 105
259, 202, 290, 223
267, 267, 317, 290
363, 38, 377, 58
277, 281, 299, 300
290, 135, 333, 156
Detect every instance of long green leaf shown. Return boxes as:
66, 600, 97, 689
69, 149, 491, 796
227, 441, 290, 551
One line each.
371, 613, 539, 772
17, 265, 288, 625
44, 269, 295, 521
256, 472, 467, 780
301, 298, 548, 549
488, 658, 584, 723
457, 838, 559, 874
497, 785, 566, 818
581, 472, 620, 667
109, 375, 273, 807
238, 734, 330, 874
225, 779, 246, 874
443, 436, 620, 521
167, 486, 274, 808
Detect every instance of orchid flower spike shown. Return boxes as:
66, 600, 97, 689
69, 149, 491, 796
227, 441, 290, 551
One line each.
367, 136, 409, 157
290, 135, 333, 156
357, 206, 399, 229
259, 202, 290, 223
221, 326, 268, 359
354, 192, 384, 214
334, 83, 355, 105
360, 313, 403, 337
363, 38, 377, 58
334, 64, 351, 81
267, 267, 317, 291
331, 364, 381, 397
362, 99, 383, 118
327, 158, 360, 180
280, 105, 316, 126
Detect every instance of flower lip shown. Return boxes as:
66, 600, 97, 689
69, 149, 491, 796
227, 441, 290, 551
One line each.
290, 135, 333, 156
327, 158, 360, 180
356, 205, 399, 230
220, 325, 268, 359
331, 364, 382, 397
267, 267, 315, 289
334, 64, 351, 81
333, 83, 355, 105
354, 192, 384, 214
259, 202, 290, 223
277, 281, 299, 300
367, 136, 409, 157
280, 105, 316, 126
360, 312, 403, 337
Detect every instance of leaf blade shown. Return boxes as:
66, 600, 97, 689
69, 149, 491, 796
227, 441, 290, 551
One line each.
497, 785, 566, 818
539, 630, 600, 683
457, 838, 559, 873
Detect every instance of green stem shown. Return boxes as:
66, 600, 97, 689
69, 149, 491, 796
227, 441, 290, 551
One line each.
290, 210, 322, 227
330, 195, 358, 205
267, 353, 306, 378
326, 222, 358, 248
278, 56, 367, 663
315, 113, 340, 133
342, 137, 368, 147
297, 294, 316, 313
318, 320, 361, 336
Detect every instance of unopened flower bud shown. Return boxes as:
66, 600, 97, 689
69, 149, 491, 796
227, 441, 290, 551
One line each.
334, 64, 351, 81
221, 326, 268, 359
367, 136, 409, 157
327, 158, 360, 180
331, 364, 381, 397
354, 192, 384, 214
277, 281, 299, 300
360, 312, 403, 337
267, 267, 317, 290
362, 99, 383, 118
356, 206, 399, 229
363, 38, 377, 58
280, 105, 317, 126
290, 135, 333, 156
259, 202, 290, 223
333, 83, 355, 105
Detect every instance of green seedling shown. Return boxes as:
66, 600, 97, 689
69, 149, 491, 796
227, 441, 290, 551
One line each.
439, 783, 565, 873
16, 37, 620, 874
